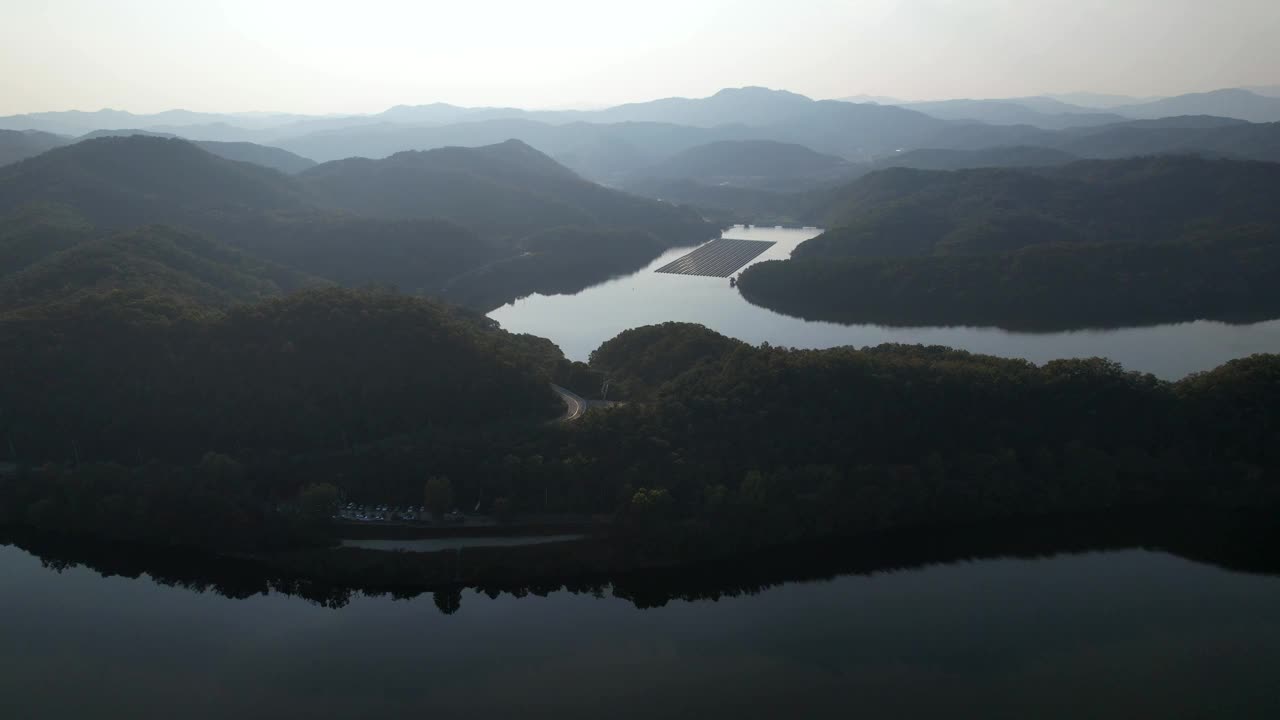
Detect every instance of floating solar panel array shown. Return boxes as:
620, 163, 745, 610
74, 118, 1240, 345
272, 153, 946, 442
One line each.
655, 238, 777, 277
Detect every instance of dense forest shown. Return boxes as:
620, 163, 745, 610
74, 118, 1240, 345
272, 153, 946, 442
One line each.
438, 226, 670, 310
803, 155, 1280, 257
1, 287, 563, 463
7, 310, 1278, 566
297, 140, 710, 244
738, 156, 1280, 329
0, 286, 569, 551
740, 225, 1280, 329
540, 324, 1280, 558
0, 136, 714, 310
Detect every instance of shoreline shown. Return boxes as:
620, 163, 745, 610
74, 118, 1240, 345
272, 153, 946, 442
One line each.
5, 505, 1278, 609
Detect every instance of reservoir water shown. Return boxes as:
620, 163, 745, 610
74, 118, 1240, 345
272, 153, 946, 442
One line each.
3, 530, 1280, 719
489, 226, 1280, 379
10, 231, 1280, 718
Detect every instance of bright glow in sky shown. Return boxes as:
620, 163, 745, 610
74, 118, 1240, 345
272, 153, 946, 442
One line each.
2, 0, 1278, 114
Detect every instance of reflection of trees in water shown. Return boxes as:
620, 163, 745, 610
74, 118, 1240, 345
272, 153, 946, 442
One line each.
433, 588, 462, 615
7, 510, 1278, 616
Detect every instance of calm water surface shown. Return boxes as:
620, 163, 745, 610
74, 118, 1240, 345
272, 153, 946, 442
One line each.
2, 542, 1279, 718
489, 226, 1280, 379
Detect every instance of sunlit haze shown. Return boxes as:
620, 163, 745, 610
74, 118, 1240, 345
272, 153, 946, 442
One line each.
2, 0, 1278, 114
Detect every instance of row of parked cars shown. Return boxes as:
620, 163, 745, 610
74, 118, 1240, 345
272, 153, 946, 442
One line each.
335, 503, 466, 524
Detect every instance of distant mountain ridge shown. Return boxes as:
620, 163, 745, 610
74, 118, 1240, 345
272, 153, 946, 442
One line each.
0, 129, 319, 174
627, 140, 854, 190
1109, 89, 1280, 123
899, 99, 1128, 130
298, 138, 709, 242
4, 85, 1277, 143
6, 87, 1280, 215
5, 87, 1280, 187
0, 130, 68, 168
0, 136, 312, 229
269, 101, 953, 175
871, 146, 1080, 172
889, 89, 1280, 124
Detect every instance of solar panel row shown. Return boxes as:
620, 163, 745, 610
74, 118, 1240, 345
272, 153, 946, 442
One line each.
655, 238, 777, 277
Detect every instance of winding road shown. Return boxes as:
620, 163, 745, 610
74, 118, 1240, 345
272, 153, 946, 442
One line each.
551, 384, 588, 421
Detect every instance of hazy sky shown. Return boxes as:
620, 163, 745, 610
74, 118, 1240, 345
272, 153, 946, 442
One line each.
2, 0, 1278, 115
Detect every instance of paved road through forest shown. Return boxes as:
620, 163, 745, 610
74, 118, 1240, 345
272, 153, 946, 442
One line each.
551, 384, 587, 421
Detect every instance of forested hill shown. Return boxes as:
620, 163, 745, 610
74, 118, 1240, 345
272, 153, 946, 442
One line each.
0, 134, 710, 247
587, 322, 748, 398
737, 155, 1280, 329
0, 223, 318, 313
0, 136, 311, 228
0, 136, 714, 310
0, 203, 95, 276
0, 129, 321, 174
534, 323, 1280, 558
6, 312, 1280, 557
740, 225, 1280, 330
0, 287, 564, 464
299, 139, 710, 242
803, 155, 1280, 258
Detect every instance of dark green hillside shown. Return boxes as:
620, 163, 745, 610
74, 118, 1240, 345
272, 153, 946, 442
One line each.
68, 131, 318, 174
514, 323, 1280, 557
439, 226, 666, 310
0, 136, 311, 228
805, 155, 1280, 258
0, 203, 94, 275
300, 139, 712, 243
0, 136, 709, 308
0, 288, 563, 464
740, 226, 1280, 330
200, 211, 503, 293
736, 156, 1280, 329
0, 137, 511, 293
301, 153, 592, 237
0, 224, 316, 312
5, 311, 1280, 559
587, 322, 747, 398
